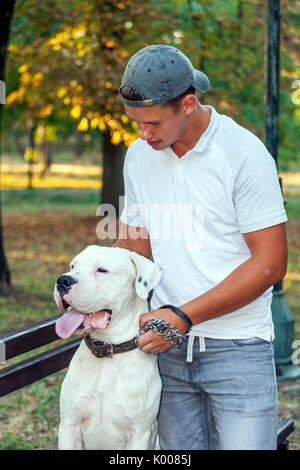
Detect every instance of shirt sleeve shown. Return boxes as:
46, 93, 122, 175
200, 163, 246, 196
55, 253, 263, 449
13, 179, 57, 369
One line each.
120, 148, 147, 228
233, 143, 288, 233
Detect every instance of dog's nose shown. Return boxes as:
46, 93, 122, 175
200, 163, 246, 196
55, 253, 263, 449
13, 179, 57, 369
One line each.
56, 275, 77, 294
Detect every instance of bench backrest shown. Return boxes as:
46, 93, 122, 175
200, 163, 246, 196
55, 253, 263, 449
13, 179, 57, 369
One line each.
0, 316, 80, 397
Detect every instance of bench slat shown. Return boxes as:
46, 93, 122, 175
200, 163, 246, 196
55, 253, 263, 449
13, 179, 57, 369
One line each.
0, 338, 81, 397
277, 418, 295, 447
0, 316, 60, 360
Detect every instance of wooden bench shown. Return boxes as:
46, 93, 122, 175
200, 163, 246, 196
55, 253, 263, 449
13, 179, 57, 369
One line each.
0, 316, 81, 397
0, 317, 295, 450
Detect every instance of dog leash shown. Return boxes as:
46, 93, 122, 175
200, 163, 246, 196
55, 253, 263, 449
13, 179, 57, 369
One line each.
141, 319, 186, 348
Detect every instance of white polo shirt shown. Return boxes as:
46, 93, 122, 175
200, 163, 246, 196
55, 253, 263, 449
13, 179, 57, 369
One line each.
120, 106, 287, 341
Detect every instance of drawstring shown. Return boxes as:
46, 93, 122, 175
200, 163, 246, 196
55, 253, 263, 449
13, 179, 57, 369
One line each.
199, 337, 206, 352
186, 335, 206, 362
186, 335, 195, 362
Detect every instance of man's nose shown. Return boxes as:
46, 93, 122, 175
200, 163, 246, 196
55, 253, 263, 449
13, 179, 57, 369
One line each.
56, 275, 77, 294
139, 124, 152, 141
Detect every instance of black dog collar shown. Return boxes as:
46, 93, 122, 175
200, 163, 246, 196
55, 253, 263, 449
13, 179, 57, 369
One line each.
84, 335, 137, 358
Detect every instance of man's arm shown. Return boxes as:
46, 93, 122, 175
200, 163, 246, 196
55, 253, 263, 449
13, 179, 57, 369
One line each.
138, 222, 288, 352
113, 220, 152, 259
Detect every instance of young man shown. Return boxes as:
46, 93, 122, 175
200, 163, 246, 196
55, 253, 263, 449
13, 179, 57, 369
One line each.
113, 44, 288, 450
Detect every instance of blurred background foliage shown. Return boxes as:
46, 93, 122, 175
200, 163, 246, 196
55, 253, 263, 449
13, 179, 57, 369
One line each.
2, 0, 299, 172
0, 0, 300, 448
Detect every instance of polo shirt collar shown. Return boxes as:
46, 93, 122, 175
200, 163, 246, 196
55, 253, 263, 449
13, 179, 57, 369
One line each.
165, 105, 219, 161
192, 105, 219, 153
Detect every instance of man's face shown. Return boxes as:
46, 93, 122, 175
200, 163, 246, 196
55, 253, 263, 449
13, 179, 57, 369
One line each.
124, 102, 188, 150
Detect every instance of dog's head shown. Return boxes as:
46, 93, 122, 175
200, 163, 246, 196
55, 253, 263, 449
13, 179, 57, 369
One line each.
54, 245, 162, 340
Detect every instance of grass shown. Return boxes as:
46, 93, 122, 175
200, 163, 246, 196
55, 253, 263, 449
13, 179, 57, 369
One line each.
284, 193, 300, 219
0, 186, 299, 449
1, 188, 101, 215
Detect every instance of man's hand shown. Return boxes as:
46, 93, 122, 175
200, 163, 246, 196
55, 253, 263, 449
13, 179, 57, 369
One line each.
137, 308, 189, 353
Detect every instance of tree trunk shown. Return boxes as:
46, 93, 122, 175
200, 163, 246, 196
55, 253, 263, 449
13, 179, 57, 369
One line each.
45, 140, 52, 168
27, 121, 36, 189
39, 125, 52, 178
0, 0, 16, 296
101, 131, 125, 215
74, 128, 84, 159
9, 127, 25, 157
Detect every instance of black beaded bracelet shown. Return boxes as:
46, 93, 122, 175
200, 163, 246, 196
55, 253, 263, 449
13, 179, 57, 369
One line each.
160, 304, 193, 331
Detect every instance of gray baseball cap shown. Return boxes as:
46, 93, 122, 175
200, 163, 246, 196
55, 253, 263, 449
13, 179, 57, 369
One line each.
120, 44, 210, 108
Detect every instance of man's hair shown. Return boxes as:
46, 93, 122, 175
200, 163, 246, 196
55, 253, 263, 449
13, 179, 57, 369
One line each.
120, 85, 196, 113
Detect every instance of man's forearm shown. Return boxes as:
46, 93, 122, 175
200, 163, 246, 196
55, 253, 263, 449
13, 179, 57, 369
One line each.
112, 239, 130, 249
180, 255, 286, 326
112, 221, 152, 258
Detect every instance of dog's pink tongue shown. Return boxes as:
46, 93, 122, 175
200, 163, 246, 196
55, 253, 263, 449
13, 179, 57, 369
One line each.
55, 309, 85, 339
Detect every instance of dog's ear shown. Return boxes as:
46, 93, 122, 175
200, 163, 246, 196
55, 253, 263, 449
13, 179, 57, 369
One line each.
127, 251, 162, 300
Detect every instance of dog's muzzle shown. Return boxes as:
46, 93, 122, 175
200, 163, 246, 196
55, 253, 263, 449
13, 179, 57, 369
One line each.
56, 275, 78, 295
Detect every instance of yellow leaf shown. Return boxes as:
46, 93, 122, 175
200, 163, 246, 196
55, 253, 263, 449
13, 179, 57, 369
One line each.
70, 104, 82, 119
111, 131, 121, 145
77, 118, 89, 131
57, 87, 68, 98
120, 49, 129, 58
105, 41, 115, 48
98, 121, 106, 131
18, 87, 26, 98
107, 119, 119, 129
6, 91, 18, 105
33, 71, 43, 81
24, 147, 38, 162
20, 72, 30, 85
18, 64, 28, 74
40, 104, 53, 117
124, 134, 137, 147
32, 71, 44, 87
90, 118, 99, 129
121, 115, 129, 124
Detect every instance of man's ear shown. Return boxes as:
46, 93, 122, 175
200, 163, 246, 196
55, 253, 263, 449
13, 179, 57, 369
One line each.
127, 250, 163, 300
182, 94, 197, 116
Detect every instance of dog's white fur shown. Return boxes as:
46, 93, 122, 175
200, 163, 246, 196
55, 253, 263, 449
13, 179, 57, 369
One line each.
54, 245, 162, 450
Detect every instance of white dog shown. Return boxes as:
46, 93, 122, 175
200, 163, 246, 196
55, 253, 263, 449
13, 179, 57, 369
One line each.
54, 245, 163, 450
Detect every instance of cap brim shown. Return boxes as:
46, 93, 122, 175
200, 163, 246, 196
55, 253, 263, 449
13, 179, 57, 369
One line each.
193, 69, 210, 93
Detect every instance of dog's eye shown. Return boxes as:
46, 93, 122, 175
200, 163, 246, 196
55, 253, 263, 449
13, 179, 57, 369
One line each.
97, 267, 108, 273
